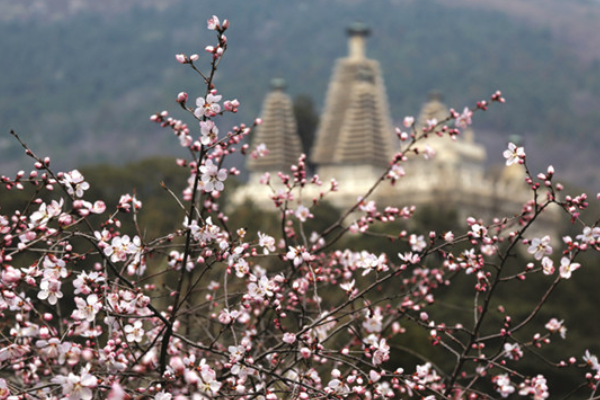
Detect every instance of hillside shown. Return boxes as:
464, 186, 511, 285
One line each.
1, 0, 599, 188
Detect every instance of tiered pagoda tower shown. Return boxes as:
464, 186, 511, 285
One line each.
246, 78, 303, 185
310, 22, 396, 205
231, 79, 303, 207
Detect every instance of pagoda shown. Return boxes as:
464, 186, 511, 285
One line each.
246, 78, 303, 184
231, 79, 303, 206
310, 22, 396, 206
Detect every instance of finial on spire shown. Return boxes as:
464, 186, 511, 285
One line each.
347, 21, 370, 38
270, 78, 287, 91
347, 22, 370, 60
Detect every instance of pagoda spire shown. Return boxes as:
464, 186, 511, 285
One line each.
311, 23, 395, 170
347, 21, 370, 60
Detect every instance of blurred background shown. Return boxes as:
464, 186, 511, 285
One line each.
1, 0, 600, 190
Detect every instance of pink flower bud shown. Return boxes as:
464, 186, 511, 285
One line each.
207, 15, 220, 31
369, 370, 381, 383
175, 53, 187, 64
300, 347, 311, 359
177, 92, 188, 103
282, 333, 296, 344
189, 54, 199, 62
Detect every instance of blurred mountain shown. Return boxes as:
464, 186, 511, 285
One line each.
1, 0, 599, 189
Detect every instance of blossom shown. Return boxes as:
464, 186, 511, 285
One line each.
326, 379, 349, 395
104, 235, 142, 263
199, 159, 228, 192
248, 275, 275, 299
423, 145, 436, 159
399, 251, 420, 264
455, 107, 473, 128
559, 256, 580, 279
36, 337, 61, 359
294, 205, 313, 222
503, 142, 525, 166
357, 251, 388, 276
545, 318, 567, 339
38, 278, 63, 305
576, 226, 600, 244
426, 118, 438, 130
527, 236, 552, 260
409, 234, 427, 252
155, 391, 172, 400
387, 163, 405, 181
72, 294, 102, 322
403, 116, 414, 127
200, 120, 219, 145
218, 308, 240, 324
233, 258, 249, 278
372, 338, 390, 365
30, 198, 63, 226
197, 363, 221, 395
117, 193, 142, 211
257, 232, 276, 254
493, 374, 515, 398
471, 223, 488, 239
339, 279, 355, 294
0, 378, 10, 399
286, 245, 310, 266
541, 257, 555, 275
518, 375, 549, 400
414, 362, 439, 385
363, 307, 383, 333
375, 381, 394, 397
124, 320, 145, 343
195, 94, 222, 118
51, 368, 98, 400
504, 342, 523, 360
207, 15, 220, 30
228, 344, 245, 362
251, 143, 268, 159
282, 332, 296, 344
583, 350, 600, 372
60, 169, 90, 198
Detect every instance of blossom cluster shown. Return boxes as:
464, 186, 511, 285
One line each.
0, 14, 599, 400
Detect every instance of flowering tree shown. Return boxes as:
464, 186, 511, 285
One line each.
1, 15, 600, 400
